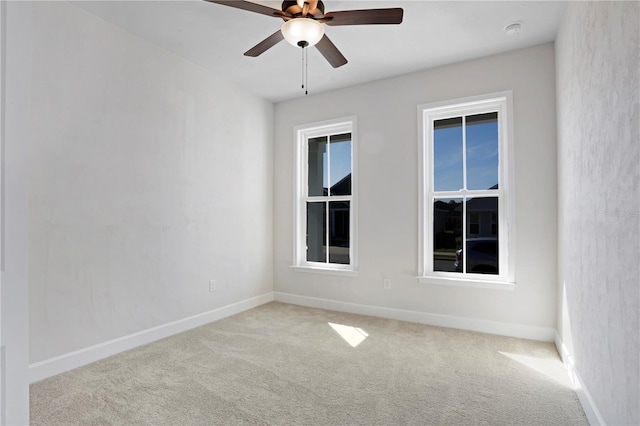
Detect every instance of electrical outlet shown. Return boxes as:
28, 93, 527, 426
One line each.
209, 280, 217, 292
383, 278, 392, 290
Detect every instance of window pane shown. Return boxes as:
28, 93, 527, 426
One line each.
306, 202, 326, 262
466, 112, 498, 190
465, 197, 498, 274
308, 136, 327, 196
434, 117, 463, 192
329, 201, 350, 264
329, 133, 352, 196
433, 198, 462, 272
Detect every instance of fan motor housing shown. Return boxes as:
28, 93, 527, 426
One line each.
282, 1, 325, 18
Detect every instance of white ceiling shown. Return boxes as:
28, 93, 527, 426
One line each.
73, 1, 566, 102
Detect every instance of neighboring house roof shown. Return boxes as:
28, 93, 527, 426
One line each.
432, 197, 497, 214
323, 173, 352, 196
467, 197, 498, 212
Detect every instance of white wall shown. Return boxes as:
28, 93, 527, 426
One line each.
2, 1, 32, 423
556, 2, 639, 425
274, 43, 558, 335
27, 2, 274, 364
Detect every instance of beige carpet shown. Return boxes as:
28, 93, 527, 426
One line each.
31, 302, 587, 425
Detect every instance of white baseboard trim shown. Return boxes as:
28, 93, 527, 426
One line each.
555, 332, 605, 426
29, 292, 274, 383
274, 292, 555, 342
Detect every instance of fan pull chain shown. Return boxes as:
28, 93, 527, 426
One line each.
301, 47, 309, 95
305, 47, 308, 95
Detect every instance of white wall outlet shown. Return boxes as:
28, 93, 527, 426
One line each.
209, 280, 217, 292
383, 278, 392, 290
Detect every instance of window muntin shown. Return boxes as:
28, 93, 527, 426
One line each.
294, 119, 356, 273
420, 93, 513, 284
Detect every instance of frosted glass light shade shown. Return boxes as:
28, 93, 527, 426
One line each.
281, 18, 325, 47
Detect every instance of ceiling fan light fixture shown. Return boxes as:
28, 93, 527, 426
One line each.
281, 18, 325, 48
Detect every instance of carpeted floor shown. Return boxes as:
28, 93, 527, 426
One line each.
30, 302, 588, 425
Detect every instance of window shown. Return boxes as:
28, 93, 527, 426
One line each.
293, 117, 357, 274
418, 93, 514, 286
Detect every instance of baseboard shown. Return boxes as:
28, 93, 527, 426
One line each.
29, 292, 274, 383
555, 332, 605, 425
274, 292, 556, 342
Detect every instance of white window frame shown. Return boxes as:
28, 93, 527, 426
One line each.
418, 92, 515, 289
292, 116, 358, 276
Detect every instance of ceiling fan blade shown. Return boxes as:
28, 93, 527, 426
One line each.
203, 0, 285, 18
323, 8, 403, 26
244, 30, 284, 57
315, 34, 348, 68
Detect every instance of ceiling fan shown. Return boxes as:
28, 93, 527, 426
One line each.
204, 0, 404, 68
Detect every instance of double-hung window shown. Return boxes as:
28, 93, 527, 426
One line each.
293, 117, 357, 275
418, 93, 514, 286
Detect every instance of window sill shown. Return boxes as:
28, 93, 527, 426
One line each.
417, 275, 515, 290
290, 265, 358, 277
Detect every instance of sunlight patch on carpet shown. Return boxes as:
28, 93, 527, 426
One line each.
328, 322, 369, 348
499, 351, 572, 388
